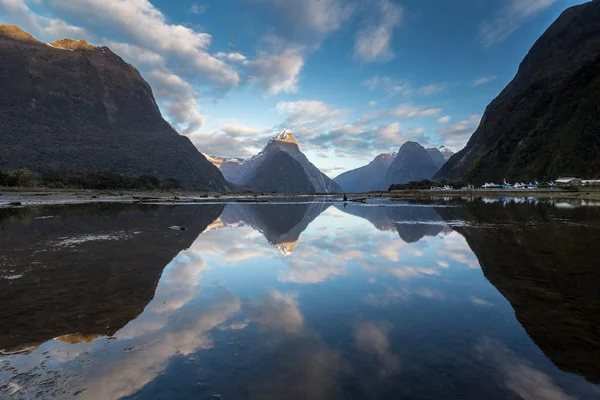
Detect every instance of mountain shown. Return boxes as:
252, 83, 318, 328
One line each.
246, 151, 316, 192
205, 155, 250, 185
435, 1, 600, 183
230, 129, 341, 193
334, 152, 397, 192
385, 142, 440, 188
439, 146, 454, 161
427, 146, 454, 169
0, 25, 226, 191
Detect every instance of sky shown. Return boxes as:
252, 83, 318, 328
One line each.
0, 0, 588, 177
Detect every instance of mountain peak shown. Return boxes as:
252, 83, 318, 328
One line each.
273, 129, 298, 145
50, 38, 95, 51
0, 25, 39, 43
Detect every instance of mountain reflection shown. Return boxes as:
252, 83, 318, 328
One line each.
335, 200, 450, 243
438, 201, 600, 384
0, 203, 223, 353
217, 200, 330, 255
2, 200, 600, 399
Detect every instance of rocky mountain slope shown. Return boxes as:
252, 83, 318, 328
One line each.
246, 151, 316, 192
334, 152, 397, 192
205, 155, 250, 185
211, 130, 340, 193
427, 147, 454, 168
385, 142, 440, 187
0, 25, 225, 191
435, 1, 600, 183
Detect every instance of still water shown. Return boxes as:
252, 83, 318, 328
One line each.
1, 199, 599, 399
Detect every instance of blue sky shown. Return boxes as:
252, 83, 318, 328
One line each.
0, 0, 587, 177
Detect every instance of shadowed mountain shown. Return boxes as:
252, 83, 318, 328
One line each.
435, 1, 600, 183
438, 201, 600, 383
246, 151, 316, 193
0, 25, 225, 190
386, 142, 440, 188
427, 147, 454, 168
335, 201, 448, 243
334, 152, 397, 193
205, 155, 251, 185
210, 130, 341, 193
218, 201, 330, 255
0, 203, 223, 353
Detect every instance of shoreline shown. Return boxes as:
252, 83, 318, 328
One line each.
2, 187, 600, 207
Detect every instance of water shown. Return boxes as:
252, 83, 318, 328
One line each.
1, 199, 599, 399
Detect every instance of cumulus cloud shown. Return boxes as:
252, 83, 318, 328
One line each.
48, 0, 240, 86
249, 45, 305, 94
479, 0, 558, 46
436, 115, 481, 150
354, 0, 403, 62
0, 0, 87, 39
369, 100, 377, 107
472, 76, 497, 86
215, 52, 247, 63
277, 100, 348, 127
438, 115, 451, 124
147, 70, 206, 134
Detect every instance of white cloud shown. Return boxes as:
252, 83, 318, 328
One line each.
479, 0, 558, 46
0, 0, 87, 39
418, 83, 446, 96
220, 123, 263, 137
253, 0, 355, 39
354, 0, 403, 62
249, 45, 305, 94
48, 0, 240, 86
388, 103, 443, 118
363, 75, 411, 96
438, 115, 451, 124
147, 70, 206, 134
277, 100, 348, 127
437, 115, 481, 150
369, 100, 377, 107
189, 3, 208, 15
215, 52, 247, 63
106, 42, 164, 67
472, 76, 497, 86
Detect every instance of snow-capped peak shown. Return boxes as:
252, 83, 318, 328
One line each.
273, 128, 298, 144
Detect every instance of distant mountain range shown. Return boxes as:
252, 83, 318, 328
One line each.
0, 25, 226, 191
207, 130, 341, 193
334, 143, 454, 192
436, 0, 600, 183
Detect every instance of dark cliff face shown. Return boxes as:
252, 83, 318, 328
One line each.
240, 132, 341, 193
0, 203, 224, 353
0, 26, 226, 191
436, 1, 600, 183
385, 142, 439, 187
334, 152, 396, 192
246, 151, 317, 193
438, 202, 600, 384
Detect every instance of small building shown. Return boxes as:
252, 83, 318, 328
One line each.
555, 177, 582, 186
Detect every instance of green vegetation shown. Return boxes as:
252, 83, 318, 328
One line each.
0, 169, 181, 190
0, 169, 33, 187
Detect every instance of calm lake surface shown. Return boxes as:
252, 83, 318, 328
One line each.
1, 198, 599, 399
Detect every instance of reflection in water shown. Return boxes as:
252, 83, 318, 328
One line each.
0, 203, 224, 353
1, 200, 600, 399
